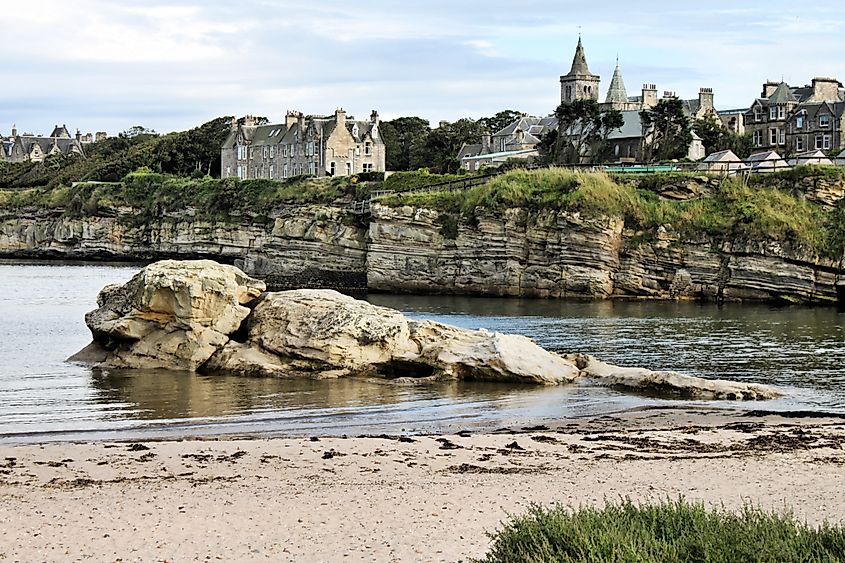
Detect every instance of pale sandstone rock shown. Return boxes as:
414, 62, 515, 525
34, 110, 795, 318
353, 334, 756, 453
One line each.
208, 289, 580, 385
69, 260, 265, 371
569, 354, 781, 400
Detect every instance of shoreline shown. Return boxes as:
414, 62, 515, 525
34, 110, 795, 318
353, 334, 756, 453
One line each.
2, 407, 844, 562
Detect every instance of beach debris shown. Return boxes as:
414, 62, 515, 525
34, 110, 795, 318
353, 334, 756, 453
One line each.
127, 443, 150, 452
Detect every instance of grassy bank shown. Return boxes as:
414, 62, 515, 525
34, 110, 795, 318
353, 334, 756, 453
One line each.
380, 168, 845, 259
474, 499, 845, 563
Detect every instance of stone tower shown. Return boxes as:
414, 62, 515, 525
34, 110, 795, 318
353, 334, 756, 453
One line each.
560, 37, 600, 104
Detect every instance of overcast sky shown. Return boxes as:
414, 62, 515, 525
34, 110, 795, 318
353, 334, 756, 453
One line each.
1, 1, 843, 136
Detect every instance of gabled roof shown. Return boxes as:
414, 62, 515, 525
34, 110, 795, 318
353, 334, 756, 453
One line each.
703, 149, 741, 163
458, 143, 484, 160
49, 125, 71, 139
790, 150, 833, 166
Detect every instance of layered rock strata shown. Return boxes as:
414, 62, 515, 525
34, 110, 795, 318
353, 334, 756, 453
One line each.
367, 204, 842, 303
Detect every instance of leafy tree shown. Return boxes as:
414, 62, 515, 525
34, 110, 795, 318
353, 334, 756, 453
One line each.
545, 99, 624, 164
416, 118, 487, 173
120, 125, 158, 141
640, 98, 693, 162
478, 110, 524, 135
379, 117, 431, 171
693, 114, 725, 155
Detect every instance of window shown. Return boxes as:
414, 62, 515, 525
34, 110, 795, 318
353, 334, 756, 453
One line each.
263, 147, 267, 159
796, 115, 804, 129
237, 145, 247, 160
796, 137, 804, 152
269, 165, 274, 178
754, 108, 763, 122
753, 130, 763, 147
779, 129, 785, 145
330, 162, 336, 176
770, 106, 777, 120
226, 166, 232, 177
363, 163, 373, 172
284, 145, 288, 157
283, 164, 288, 178
770, 128, 778, 145
365, 142, 372, 156
823, 135, 831, 150
250, 147, 255, 158
237, 165, 244, 179
309, 162, 316, 176
820, 115, 831, 128
345, 162, 351, 176
270, 147, 275, 158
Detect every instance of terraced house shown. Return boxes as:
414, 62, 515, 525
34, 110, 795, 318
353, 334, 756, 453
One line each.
744, 77, 845, 155
221, 109, 385, 180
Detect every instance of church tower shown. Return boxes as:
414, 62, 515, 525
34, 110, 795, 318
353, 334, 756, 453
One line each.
560, 37, 600, 104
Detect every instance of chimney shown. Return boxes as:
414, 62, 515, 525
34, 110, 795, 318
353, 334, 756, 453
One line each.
763, 81, 779, 98
297, 112, 306, 131
243, 115, 257, 127
75, 129, 81, 142
370, 110, 380, 125
335, 108, 347, 128
810, 77, 841, 102
662, 90, 676, 99
285, 111, 299, 129
641, 84, 657, 109
230, 117, 238, 132
11, 124, 17, 137
482, 132, 491, 152
699, 87, 714, 112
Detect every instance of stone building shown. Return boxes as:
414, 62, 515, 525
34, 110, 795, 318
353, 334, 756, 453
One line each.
744, 77, 845, 155
221, 109, 385, 180
0, 124, 87, 163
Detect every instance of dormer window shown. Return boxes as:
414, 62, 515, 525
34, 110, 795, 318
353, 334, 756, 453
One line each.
352, 124, 359, 138
796, 115, 804, 129
365, 142, 372, 156
769, 106, 785, 120
820, 115, 831, 128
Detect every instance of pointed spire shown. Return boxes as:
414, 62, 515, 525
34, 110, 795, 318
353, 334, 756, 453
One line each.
569, 37, 591, 75
605, 61, 629, 104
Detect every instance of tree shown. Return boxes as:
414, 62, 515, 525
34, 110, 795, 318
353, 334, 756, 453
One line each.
546, 99, 624, 164
379, 117, 431, 171
693, 114, 725, 155
640, 98, 693, 162
478, 110, 524, 135
120, 126, 158, 141
416, 118, 487, 173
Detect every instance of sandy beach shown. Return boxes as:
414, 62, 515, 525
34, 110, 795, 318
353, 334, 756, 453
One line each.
1, 407, 844, 562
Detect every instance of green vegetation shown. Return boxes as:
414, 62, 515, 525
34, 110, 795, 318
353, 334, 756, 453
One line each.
380, 170, 469, 193
380, 168, 845, 258
474, 499, 845, 563
0, 170, 369, 223
0, 117, 233, 190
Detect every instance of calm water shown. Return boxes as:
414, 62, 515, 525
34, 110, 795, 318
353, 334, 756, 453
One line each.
1, 262, 844, 444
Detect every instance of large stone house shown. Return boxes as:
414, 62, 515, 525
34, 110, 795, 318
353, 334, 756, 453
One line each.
0, 124, 86, 163
221, 109, 386, 180
744, 78, 845, 155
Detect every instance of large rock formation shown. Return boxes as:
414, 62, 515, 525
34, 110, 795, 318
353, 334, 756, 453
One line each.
206, 289, 581, 385
69, 260, 265, 370
367, 203, 841, 303
69, 260, 782, 400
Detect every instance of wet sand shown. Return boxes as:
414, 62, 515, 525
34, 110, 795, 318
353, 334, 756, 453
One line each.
1, 407, 844, 562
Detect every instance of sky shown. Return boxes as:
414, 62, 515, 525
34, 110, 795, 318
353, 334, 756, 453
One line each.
1, 1, 843, 137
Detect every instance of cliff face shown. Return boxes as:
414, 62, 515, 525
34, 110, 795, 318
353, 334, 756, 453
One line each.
0, 205, 368, 290
1, 202, 842, 303
367, 204, 843, 303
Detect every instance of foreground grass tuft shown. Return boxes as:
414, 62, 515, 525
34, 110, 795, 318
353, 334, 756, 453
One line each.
473, 499, 845, 563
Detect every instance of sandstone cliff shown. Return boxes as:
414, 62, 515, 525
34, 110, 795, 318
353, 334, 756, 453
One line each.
367, 203, 842, 303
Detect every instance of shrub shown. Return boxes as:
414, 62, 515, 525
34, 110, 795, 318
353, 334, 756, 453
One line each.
474, 498, 845, 563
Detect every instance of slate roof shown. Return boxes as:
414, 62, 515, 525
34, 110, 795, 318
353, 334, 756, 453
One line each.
49, 125, 71, 139
769, 82, 798, 104
790, 150, 833, 166
607, 110, 643, 140
562, 37, 598, 78
458, 143, 483, 160
19, 136, 83, 156
605, 64, 628, 104
703, 149, 741, 163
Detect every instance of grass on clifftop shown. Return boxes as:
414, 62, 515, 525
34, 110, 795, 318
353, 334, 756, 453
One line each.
381, 168, 843, 258
474, 499, 845, 563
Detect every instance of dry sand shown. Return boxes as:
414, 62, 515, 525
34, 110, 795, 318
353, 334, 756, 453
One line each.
1, 407, 844, 562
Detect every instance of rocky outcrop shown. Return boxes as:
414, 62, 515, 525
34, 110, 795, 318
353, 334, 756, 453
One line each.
69, 260, 781, 399
367, 204, 842, 303
569, 355, 780, 400
0, 205, 367, 290
69, 260, 265, 370
207, 289, 581, 385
